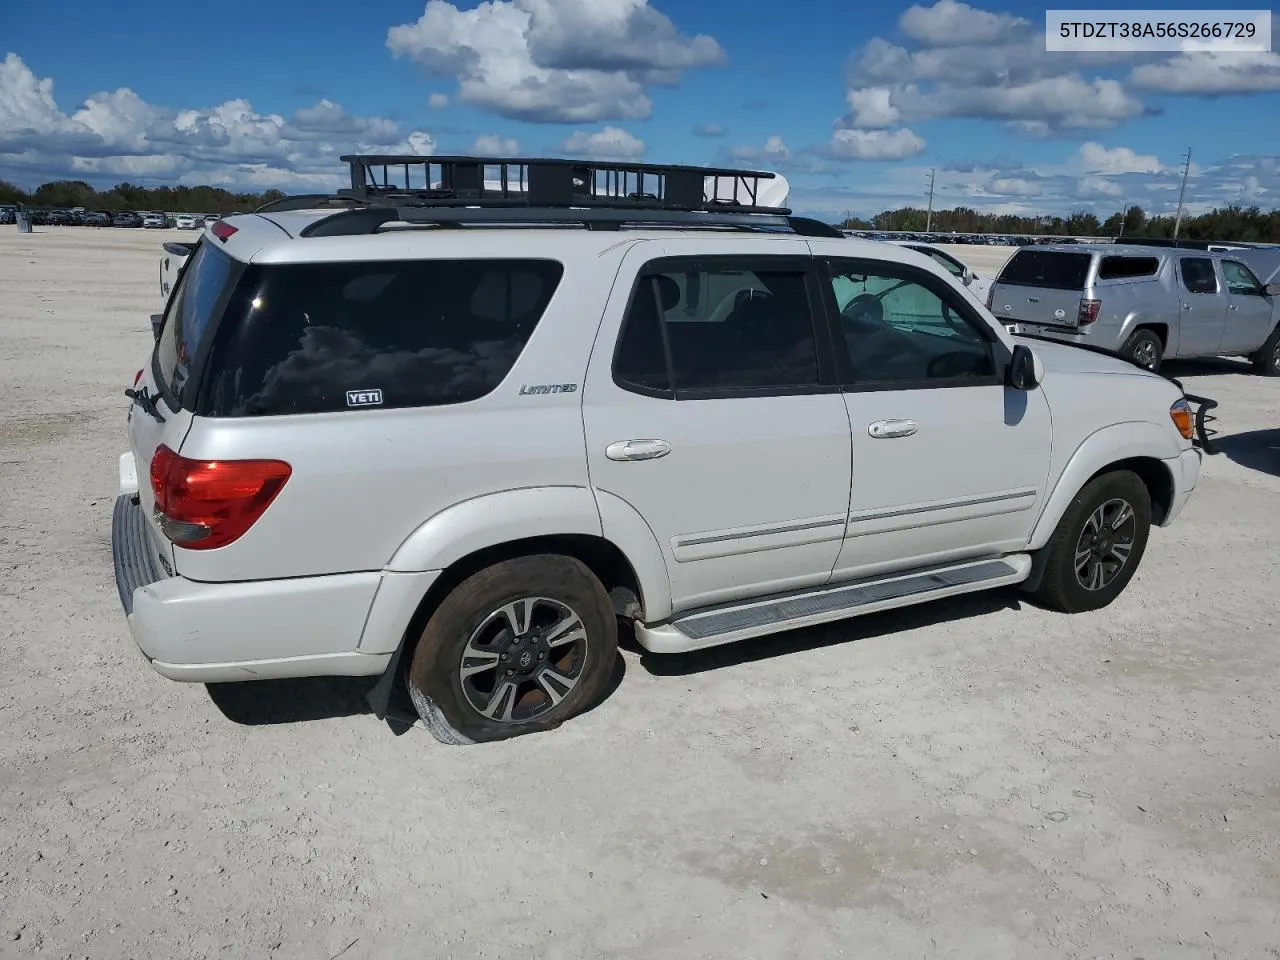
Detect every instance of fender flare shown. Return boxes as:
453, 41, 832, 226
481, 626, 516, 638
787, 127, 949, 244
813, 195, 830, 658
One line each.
384, 485, 672, 621
1120, 312, 1176, 355
1028, 421, 1181, 550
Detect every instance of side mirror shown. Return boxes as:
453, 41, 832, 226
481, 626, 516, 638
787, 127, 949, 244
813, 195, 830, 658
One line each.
962, 268, 975, 285
150, 313, 164, 339
1265, 282, 1280, 297
1009, 343, 1042, 390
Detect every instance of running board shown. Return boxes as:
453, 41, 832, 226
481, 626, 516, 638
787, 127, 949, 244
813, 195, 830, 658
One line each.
634, 555, 1031, 654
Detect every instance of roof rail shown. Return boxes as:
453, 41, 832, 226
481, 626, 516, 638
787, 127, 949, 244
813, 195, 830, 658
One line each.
253, 194, 366, 213
298, 205, 843, 238
338, 154, 790, 214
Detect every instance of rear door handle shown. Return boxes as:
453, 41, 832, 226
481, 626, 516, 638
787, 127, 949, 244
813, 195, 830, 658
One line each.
867, 419, 918, 439
605, 439, 671, 461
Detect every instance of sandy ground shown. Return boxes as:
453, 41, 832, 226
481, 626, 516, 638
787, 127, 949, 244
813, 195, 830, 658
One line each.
1, 227, 1278, 960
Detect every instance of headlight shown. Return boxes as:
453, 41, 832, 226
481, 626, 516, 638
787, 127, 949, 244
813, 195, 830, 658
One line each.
1170, 397, 1194, 441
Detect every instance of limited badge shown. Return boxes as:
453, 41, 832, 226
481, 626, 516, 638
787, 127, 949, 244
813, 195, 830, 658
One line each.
346, 389, 384, 407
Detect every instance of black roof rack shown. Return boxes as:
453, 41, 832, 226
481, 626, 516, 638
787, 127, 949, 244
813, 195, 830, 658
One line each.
254, 193, 366, 213
338, 154, 789, 214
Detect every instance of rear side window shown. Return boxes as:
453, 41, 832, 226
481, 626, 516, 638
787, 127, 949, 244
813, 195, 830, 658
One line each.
154, 241, 240, 406
613, 260, 821, 395
997, 250, 1092, 290
198, 259, 563, 417
1179, 257, 1218, 295
1097, 256, 1159, 281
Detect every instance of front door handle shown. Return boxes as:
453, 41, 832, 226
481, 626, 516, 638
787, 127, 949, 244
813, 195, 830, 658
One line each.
605, 439, 672, 461
868, 419, 918, 439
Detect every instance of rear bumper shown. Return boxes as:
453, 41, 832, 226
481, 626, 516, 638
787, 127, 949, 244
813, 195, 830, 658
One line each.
111, 494, 399, 683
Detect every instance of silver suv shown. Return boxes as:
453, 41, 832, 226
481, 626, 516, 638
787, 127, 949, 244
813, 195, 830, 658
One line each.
112, 155, 1216, 745
988, 243, 1280, 373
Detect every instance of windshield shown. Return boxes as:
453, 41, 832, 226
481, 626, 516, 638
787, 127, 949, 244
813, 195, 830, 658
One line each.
153, 241, 241, 408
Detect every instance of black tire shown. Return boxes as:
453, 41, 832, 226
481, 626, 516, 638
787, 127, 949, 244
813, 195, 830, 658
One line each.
407, 554, 618, 745
1028, 469, 1152, 614
1119, 328, 1164, 371
1250, 325, 1280, 377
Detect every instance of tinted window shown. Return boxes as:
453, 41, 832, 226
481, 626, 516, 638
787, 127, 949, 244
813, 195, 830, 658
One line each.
198, 259, 562, 417
155, 241, 239, 405
614, 262, 820, 394
1179, 257, 1218, 295
1221, 260, 1263, 296
1097, 256, 1159, 281
997, 250, 1092, 290
829, 264, 995, 384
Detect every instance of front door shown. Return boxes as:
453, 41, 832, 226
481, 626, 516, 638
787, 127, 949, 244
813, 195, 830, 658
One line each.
1219, 258, 1275, 355
582, 243, 853, 614
818, 254, 1052, 580
1175, 256, 1228, 357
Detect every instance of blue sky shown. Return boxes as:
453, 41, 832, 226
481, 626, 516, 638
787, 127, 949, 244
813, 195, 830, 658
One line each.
2, 0, 1278, 219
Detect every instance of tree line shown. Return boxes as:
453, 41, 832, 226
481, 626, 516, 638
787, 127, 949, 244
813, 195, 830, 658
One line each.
839, 204, 1280, 243
0, 179, 287, 215
4, 177, 1279, 242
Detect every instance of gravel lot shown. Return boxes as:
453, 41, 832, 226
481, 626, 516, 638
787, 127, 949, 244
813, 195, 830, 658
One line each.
2, 227, 1278, 960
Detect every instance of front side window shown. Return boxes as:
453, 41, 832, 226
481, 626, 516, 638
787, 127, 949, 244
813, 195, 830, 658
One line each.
613, 260, 821, 395
1179, 257, 1218, 295
915, 246, 965, 277
198, 258, 563, 416
1221, 260, 1263, 296
828, 262, 996, 385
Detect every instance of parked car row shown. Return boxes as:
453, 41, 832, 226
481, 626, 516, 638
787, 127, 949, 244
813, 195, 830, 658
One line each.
1, 207, 225, 228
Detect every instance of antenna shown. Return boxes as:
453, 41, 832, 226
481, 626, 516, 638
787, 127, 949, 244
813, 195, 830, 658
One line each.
1173, 147, 1191, 239
925, 168, 936, 232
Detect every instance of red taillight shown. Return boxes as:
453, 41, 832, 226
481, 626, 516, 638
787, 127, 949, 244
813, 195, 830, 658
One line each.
210, 220, 238, 242
134, 369, 144, 386
149, 444, 291, 550
1078, 298, 1101, 325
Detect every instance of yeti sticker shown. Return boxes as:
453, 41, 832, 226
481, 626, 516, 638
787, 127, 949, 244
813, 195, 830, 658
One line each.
346, 389, 384, 407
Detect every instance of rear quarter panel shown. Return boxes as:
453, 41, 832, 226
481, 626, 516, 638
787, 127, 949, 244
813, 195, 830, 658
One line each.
173, 249, 629, 583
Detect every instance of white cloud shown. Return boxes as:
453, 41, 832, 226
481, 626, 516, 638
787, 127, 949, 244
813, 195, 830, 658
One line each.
728, 135, 790, 162
1073, 142, 1164, 175
427, 92, 450, 108
899, 0, 1029, 47
386, 0, 724, 123
558, 126, 645, 159
987, 177, 1041, 197
1130, 51, 1280, 95
471, 134, 520, 156
0, 53, 434, 190
827, 127, 925, 161
1076, 175, 1124, 198
842, 4, 1147, 136
692, 121, 726, 137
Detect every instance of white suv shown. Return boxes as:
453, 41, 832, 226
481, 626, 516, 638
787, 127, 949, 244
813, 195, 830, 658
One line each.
113, 155, 1217, 745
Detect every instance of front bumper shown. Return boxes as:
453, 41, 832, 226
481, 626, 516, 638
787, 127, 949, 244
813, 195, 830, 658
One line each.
111, 494, 392, 682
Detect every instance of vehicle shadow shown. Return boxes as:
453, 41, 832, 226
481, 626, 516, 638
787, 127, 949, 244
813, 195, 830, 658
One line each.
1162, 357, 1255, 379
1216, 428, 1280, 478
204, 649, 628, 733
625, 589, 1024, 677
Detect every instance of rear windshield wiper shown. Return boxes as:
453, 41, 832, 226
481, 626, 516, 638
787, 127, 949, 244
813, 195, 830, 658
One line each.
125, 384, 166, 423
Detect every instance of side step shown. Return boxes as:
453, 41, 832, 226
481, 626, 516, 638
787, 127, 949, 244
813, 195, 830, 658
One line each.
634, 555, 1031, 654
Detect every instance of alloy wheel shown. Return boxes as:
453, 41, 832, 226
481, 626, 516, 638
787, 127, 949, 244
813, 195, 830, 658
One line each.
1074, 498, 1138, 591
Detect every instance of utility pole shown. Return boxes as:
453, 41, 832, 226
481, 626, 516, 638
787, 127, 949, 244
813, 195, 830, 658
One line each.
1118, 204, 1129, 238
1173, 147, 1191, 239
925, 168, 935, 232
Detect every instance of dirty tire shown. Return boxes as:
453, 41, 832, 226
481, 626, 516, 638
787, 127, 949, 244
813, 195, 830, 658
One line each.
1029, 469, 1152, 614
1250, 325, 1280, 376
407, 554, 618, 745
1119, 328, 1163, 371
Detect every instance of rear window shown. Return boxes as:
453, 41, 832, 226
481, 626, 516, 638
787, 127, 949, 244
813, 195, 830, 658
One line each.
1097, 256, 1159, 281
154, 240, 241, 406
997, 250, 1092, 291
197, 258, 563, 417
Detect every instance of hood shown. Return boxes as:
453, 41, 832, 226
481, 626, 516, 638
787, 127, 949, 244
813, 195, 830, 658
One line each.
1018, 336, 1158, 378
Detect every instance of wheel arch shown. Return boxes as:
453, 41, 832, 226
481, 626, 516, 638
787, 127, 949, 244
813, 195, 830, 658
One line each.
1029, 421, 1181, 551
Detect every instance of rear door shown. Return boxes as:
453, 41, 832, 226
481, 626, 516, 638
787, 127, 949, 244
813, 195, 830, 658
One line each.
989, 248, 1093, 331
1219, 258, 1275, 354
582, 241, 854, 614
1174, 256, 1228, 356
